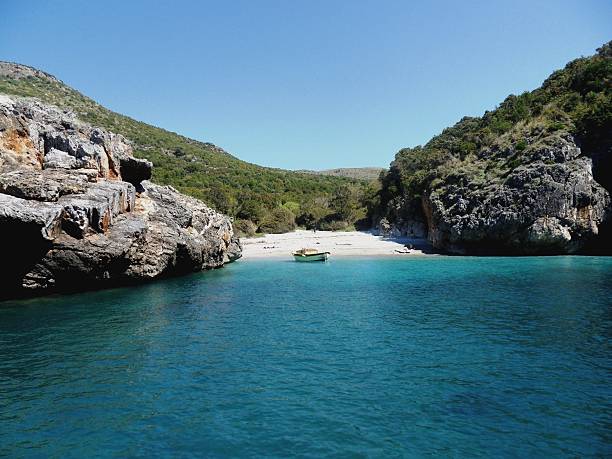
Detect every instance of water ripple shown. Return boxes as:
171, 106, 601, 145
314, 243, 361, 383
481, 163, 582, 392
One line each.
1, 256, 611, 457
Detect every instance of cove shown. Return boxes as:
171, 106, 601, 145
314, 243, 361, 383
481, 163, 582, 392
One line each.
1, 256, 611, 457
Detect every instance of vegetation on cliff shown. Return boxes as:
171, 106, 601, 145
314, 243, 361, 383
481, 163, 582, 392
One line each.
371, 42, 611, 253
0, 64, 373, 235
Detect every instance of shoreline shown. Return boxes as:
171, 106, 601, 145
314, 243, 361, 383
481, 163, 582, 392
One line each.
240, 230, 437, 260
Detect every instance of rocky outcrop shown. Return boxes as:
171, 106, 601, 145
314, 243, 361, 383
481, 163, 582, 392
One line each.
382, 133, 611, 255
425, 135, 610, 254
0, 94, 241, 298
0, 62, 61, 83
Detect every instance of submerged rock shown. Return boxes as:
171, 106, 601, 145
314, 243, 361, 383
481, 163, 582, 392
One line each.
0, 94, 241, 298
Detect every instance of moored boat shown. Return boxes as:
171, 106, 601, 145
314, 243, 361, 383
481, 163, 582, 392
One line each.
292, 248, 330, 262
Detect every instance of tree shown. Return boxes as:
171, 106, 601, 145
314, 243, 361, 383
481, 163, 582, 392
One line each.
237, 199, 266, 224
207, 188, 232, 214
282, 201, 300, 215
330, 185, 357, 221
258, 207, 296, 234
296, 202, 329, 229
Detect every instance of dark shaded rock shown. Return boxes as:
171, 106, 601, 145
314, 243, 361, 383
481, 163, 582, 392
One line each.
0, 193, 64, 241
43, 131, 82, 156
225, 236, 243, 262
100, 130, 152, 185
118, 155, 152, 186
0, 194, 63, 289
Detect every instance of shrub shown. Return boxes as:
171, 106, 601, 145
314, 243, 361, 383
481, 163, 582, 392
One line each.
258, 207, 296, 234
318, 219, 349, 231
282, 201, 300, 215
236, 199, 267, 224
296, 204, 329, 229
233, 219, 258, 237
330, 185, 358, 221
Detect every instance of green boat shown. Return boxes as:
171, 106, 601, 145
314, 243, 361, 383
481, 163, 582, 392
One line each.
292, 248, 330, 262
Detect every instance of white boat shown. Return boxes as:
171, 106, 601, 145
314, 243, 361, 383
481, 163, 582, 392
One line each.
292, 248, 330, 262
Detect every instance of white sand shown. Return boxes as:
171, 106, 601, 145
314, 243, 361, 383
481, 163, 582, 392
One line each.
240, 230, 434, 259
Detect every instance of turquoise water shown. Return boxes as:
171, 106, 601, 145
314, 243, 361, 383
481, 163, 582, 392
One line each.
1, 257, 611, 457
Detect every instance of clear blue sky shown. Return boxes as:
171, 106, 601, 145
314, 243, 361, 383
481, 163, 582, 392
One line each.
1, 1, 610, 170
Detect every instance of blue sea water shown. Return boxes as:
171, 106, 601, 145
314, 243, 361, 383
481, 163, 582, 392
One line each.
1, 256, 611, 458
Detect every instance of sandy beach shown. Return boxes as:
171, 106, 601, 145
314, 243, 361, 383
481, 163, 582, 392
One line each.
240, 230, 434, 259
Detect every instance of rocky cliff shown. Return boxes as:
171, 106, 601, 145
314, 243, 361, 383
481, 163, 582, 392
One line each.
376, 42, 611, 254
0, 94, 241, 298
422, 133, 610, 254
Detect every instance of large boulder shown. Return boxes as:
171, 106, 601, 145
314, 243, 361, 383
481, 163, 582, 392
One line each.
0, 95, 241, 298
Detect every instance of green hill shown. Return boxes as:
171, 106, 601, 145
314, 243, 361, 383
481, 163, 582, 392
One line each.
0, 62, 371, 235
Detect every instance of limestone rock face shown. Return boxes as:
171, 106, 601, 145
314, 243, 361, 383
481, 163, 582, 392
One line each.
390, 134, 611, 254
0, 95, 241, 298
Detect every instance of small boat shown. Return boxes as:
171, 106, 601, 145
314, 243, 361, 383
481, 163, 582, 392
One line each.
292, 248, 330, 262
